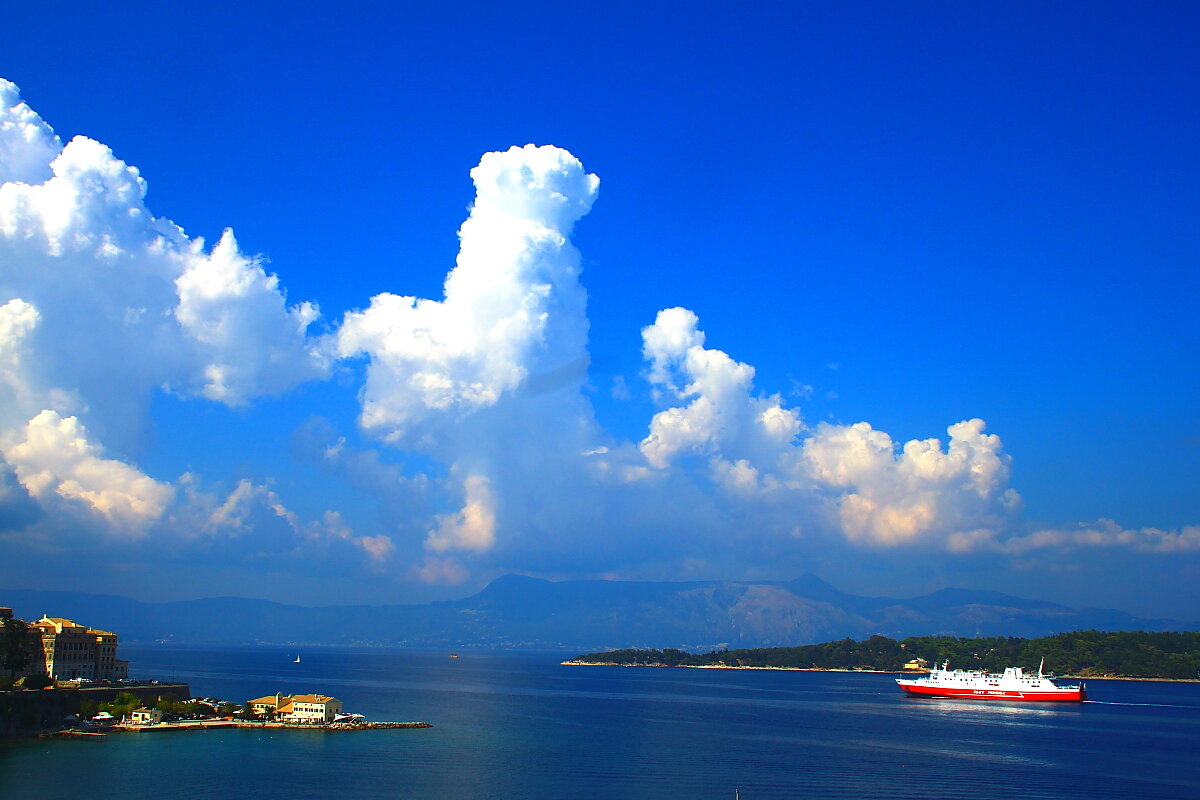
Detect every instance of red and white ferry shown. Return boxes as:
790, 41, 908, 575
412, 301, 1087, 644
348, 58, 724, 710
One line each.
896, 660, 1087, 702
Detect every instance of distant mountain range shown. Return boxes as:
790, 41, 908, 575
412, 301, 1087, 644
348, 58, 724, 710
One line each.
4, 574, 1195, 651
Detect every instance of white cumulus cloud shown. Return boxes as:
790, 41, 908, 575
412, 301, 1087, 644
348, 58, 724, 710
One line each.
0, 409, 173, 535
0, 82, 59, 186
0, 78, 329, 541
174, 228, 330, 404
640, 307, 801, 472
801, 418, 1021, 547
636, 309, 1024, 552
991, 519, 1200, 555
425, 474, 497, 554
338, 144, 599, 444
0, 78, 326, 426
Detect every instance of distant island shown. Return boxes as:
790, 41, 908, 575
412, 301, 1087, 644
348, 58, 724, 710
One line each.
565, 631, 1200, 680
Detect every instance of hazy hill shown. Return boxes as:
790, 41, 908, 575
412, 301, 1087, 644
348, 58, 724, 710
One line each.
3, 575, 1193, 650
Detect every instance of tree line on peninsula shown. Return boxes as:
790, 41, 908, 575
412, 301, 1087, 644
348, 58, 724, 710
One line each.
570, 631, 1200, 678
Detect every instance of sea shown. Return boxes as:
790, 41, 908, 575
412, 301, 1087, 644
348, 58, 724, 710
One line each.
2, 644, 1199, 800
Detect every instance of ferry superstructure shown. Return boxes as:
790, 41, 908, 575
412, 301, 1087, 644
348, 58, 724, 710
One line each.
896, 660, 1086, 702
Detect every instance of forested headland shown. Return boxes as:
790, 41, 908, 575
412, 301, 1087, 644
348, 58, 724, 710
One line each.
566, 631, 1200, 679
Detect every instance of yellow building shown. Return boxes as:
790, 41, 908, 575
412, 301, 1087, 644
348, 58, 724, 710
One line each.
92, 629, 124, 680
31, 616, 129, 681
248, 692, 344, 723
248, 693, 291, 717
128, 707, 162, 725
282, 694, 344, 724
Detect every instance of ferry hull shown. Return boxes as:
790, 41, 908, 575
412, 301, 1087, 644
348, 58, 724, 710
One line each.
897, 682, 1086, 702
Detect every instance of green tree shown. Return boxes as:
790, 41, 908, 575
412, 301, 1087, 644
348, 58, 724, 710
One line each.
155, 693, 188, 715
1, 618, 31, 678
101, 691, 143, 718
191, 701, 217, 718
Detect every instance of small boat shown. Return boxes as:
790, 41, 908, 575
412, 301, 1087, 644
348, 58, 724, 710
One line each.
293, 655, 301, 663
896, 658, 1086, 702
450, 653, 459, 659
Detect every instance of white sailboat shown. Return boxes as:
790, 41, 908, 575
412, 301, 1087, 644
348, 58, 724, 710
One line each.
293, 655, 301, 663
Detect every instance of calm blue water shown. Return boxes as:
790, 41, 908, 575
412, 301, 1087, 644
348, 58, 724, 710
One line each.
2, 644, 1199, 799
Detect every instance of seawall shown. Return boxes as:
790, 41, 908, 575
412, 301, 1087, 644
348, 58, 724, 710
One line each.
74, 683, 191, 703
1, 690, 81, 739
0, 684, 191, 740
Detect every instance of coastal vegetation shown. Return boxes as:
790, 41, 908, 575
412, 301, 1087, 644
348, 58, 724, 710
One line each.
570, 631, 1200, 679
76, 692, 223, 721
1, 618, 30, 679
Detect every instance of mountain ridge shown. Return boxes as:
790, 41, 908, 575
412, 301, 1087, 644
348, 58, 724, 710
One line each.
3, 575, 1194, 650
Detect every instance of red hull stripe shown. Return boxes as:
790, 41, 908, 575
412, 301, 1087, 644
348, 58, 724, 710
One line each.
898, 683, 1085, 702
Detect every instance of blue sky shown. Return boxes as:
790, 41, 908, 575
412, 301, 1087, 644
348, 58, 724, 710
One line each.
0, 1, 1197, 617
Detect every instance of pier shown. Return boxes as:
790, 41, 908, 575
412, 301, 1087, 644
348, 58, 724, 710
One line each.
107, 719, 433, 734
40, 730, 108, 740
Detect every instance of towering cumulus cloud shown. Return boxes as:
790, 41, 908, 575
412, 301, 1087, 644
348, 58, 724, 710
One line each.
337, 145, 601, 577
338, 145, 599, 442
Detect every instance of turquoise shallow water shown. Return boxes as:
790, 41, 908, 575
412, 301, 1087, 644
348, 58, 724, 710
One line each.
2, 644, 1199, 799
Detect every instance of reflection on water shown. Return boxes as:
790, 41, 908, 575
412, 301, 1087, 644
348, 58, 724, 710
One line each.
904, 696, 1070, 720
852, 737, 1061, 768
